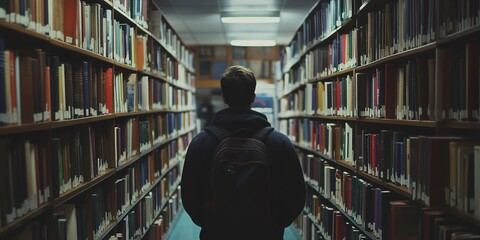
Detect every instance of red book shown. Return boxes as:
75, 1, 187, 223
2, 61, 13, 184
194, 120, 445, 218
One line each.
390, 201, 421, 240
63, 0, 78, 44
384, 64, 396, 119
334, 212, 345, 240
105, 67, 113, 114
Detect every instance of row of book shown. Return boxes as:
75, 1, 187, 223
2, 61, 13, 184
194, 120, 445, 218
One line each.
279, 56, 440, 121
53, 154, 181, 240
148, 10, 194, 70
115, 155, 178, 221
114, 115, 192, 166
357, 0, 436, 66
300, 153, 480, 239
0, 118, 189, 230
62, 0, 115, 58
283, 0, 354, 66
0, 1, 195, 71
113, 71, 195, 114
113, 0, 149, 29
52, 125, 110, 196
356, 57, 435, 120
437, 44, 480, 122
111, 169, 181, 239
0, 44, 196, 126
439, 0, 480, 38
0, 47, 52, 125
280, 75, 355, 118
446, 142, 480, 220
302, 187, 480, 240
297, 126, 480, 219
298, 209, 366, 240
0, 137, 50, 228
280, 120, 355, 164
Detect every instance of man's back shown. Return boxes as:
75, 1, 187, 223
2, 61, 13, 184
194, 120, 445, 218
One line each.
181, 107, 306, 240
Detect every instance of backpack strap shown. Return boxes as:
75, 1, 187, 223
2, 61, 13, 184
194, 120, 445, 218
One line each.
204, 125, 230, 143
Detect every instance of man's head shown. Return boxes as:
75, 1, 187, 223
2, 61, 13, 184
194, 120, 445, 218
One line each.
220, 65, 256, 107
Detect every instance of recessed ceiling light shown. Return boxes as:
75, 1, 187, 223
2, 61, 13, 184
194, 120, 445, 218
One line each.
230, 40, 276, 47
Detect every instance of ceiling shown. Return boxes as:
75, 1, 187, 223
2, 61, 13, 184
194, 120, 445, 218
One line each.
154, 0, 318, 46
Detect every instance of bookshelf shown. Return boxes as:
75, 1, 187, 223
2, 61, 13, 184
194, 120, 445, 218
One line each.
0, 0, 195, 239
279, 0, 480, 239
194, 45, 280, 87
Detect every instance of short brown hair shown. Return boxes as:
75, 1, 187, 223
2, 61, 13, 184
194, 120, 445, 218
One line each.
220, 65, 256, 107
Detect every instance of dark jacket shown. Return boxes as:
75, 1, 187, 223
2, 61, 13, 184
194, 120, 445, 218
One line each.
181, 107, 306, 240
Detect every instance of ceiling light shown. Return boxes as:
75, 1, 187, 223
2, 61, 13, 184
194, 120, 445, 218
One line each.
230, 40, 276, 47
221, 11, 280, 24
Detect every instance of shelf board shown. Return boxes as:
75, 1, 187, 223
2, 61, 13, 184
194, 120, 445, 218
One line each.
115, 177, 162, 225
437, 121, 480, 129
293, 143, 356, 172
139, 180, 181, 240
356, 42, 437, 71
50, 38, 112, 63
0, 20, 50, 41
112, 60, 138, 72
282, 18, 355, 75
54, 169, 116, 207
139, 70, 168, 82
446, 207, 480, 228
95, 220, 117, 240
357, 118, 437, 128
356, 171, 411, 198
278, 114, 357, 122
195, 79, 221, 88
294, 142, 411, 199
311, 67, 356, 83
306, 183, 379, 240
0, 121, 51, 134
0, 202, 52, 238
278, 83, 306, 99
116, 128, 194, 172
50, 114, 114, 129
438, 25, 480, 46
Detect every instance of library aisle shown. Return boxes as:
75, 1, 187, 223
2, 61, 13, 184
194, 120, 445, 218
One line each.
166, 207, 302, 240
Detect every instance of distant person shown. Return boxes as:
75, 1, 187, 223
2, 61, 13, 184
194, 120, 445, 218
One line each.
197, 97, 214, 127
181, 65, 306, 240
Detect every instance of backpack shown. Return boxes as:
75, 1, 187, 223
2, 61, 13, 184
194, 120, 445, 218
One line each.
204, 126, 276, 237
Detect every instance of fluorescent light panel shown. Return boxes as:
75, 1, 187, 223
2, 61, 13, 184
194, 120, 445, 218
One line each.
222, 16, 280, 23
221, 11, 280, 24
230, 40, 276, 47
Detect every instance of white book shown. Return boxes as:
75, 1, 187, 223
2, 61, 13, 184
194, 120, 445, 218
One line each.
24, 140, 38, 210
64, 204, 78, 240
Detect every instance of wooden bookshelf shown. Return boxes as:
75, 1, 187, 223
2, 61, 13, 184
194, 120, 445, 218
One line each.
194, 45, 279, 87
0, 0, 195, 239
279, 0, 480, 239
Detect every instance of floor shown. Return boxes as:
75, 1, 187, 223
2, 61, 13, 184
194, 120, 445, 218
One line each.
166, 207, 302, 240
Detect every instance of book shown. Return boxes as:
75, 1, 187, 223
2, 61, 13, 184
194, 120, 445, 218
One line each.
19, 51, 34, 124
389, 201, 421, 240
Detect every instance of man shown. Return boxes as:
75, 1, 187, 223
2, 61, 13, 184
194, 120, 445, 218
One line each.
181, 65, 306, 240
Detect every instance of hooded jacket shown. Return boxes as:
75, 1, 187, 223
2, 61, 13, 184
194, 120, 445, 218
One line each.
181, 107, 306, 240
